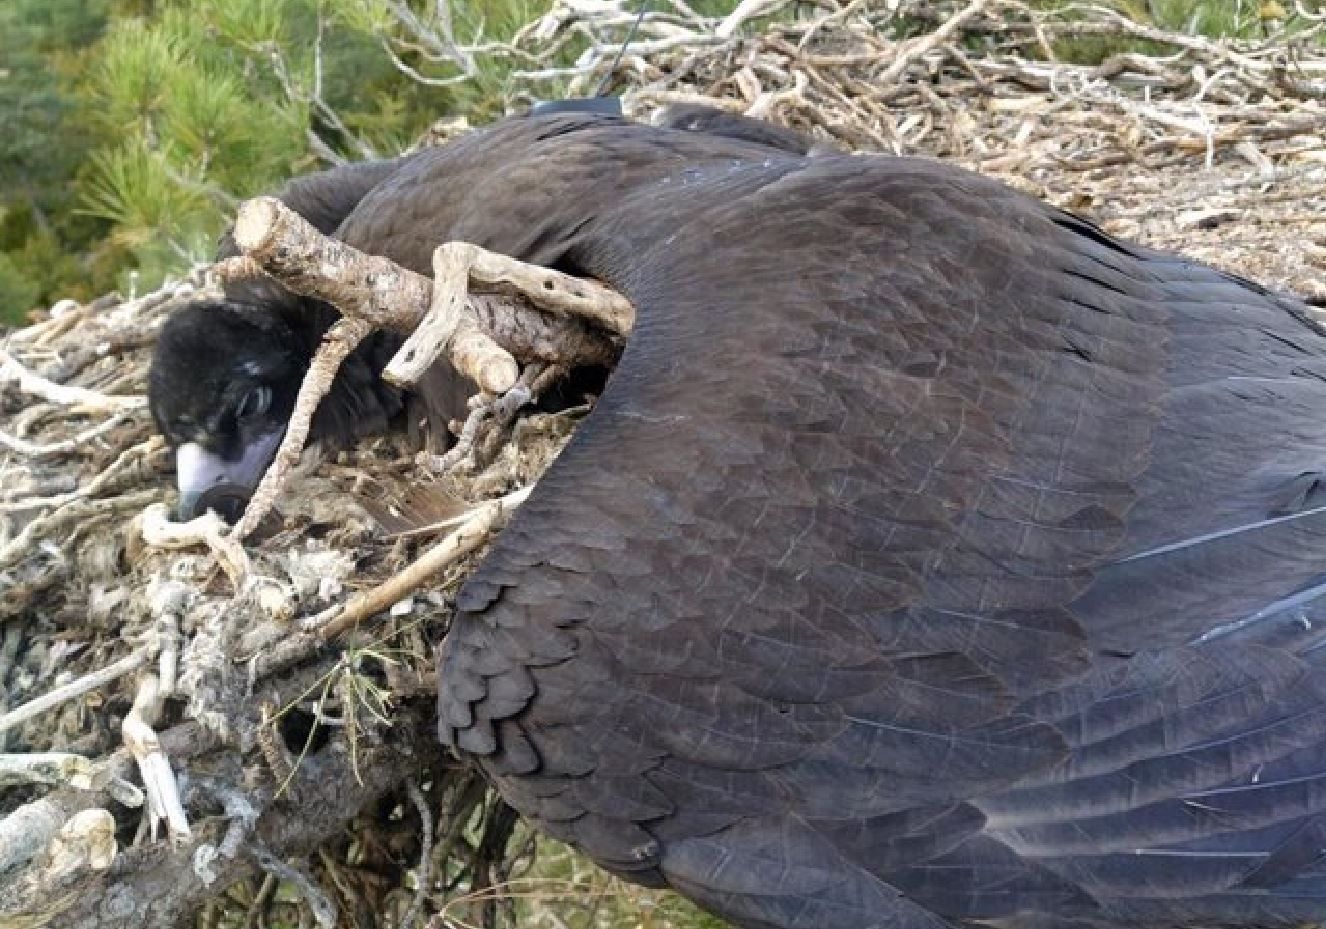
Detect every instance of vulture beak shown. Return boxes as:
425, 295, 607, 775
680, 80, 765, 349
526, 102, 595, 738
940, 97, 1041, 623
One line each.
175, 430, 284, 523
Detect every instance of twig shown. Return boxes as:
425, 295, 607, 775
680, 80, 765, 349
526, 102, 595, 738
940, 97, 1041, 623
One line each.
138, 503, 252, 587
122, 673, 192, 841
401, 778, 434, 929
229, 317, 374, 542
0, 437, 166, 515
308, 485, 533, 641
0, 413, 135, 458
0, 348, 146, 413
716, 0, 794, 38
250, 842, 338, 929
879, 0, 989, 86
0, 648, 153, 737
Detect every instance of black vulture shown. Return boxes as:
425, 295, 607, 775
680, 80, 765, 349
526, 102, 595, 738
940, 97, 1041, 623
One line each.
148, 110, 811, 520
150, 110, 1326, 929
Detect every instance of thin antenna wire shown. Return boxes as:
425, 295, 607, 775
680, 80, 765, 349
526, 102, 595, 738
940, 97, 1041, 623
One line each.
594, 0, 650, 97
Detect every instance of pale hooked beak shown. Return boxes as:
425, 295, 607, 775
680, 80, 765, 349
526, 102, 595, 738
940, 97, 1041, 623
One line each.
175, 430, 283, 523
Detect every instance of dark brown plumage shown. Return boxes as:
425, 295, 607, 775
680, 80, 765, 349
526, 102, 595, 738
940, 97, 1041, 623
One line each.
150, 110, 1326, 928
427, 117, 1326, 928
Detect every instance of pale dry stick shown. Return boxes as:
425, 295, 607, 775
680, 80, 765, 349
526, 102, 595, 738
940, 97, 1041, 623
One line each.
0, 648, 153, 737
0, 753, 101, 789
122, 673, 191, 841
0, 347, 146, 413
0, 489, 159, 578
383, 243, 516, 396
429, 362, 564, 474
1043, 3, 1315, 73
226, 197, 506, 384
464, 244, 635, 335
878, 0, 989, 86
230, 317, 374, 542
138, 503, 252, 587
716, 0, 793, 39
0, 436, 166, 514
0, 413, 134, 458
0, 753, 143, 805
253, 841, 338, 928
383, 237, 631, 391
307, 485, 534, 641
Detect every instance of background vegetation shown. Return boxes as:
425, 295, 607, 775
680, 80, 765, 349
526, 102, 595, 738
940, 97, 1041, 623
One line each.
0, 0, 1318, 325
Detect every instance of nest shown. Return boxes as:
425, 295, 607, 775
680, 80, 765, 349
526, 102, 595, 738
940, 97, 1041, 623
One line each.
2, 2, 1325, 927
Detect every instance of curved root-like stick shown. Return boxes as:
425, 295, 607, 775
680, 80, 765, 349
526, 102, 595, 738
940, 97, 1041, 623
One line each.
309, 485, 533, 641
430, 363, 560, 474
400, 779, 434, 929
463, 243, 635, 336
384, 241, 630, 392
138, 503, 252, 586
230, 317, 372, 541
122, 674, 191, 842
251, 841, 338, 928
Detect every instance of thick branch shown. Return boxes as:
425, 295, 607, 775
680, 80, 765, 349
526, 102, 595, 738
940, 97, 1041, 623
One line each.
225, 197, 627, 393
384, 241, 631, 390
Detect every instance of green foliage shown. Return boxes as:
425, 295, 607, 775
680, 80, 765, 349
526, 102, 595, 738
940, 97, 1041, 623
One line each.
1033, 0, 1326, 64
0, 0, 114, 323
512, 836, 734, 929
0, 253, 43, 326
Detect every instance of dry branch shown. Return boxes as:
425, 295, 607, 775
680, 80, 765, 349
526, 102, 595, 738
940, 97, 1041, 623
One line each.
0, 649, 153, 737
311, 485, 533, 641
229, 317, 374, 541
138, 503, 252, 585
0, 348, 146, 414
224, 197, 627, 386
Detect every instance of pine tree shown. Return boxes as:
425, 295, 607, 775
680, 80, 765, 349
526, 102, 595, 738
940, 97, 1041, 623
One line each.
0, 0, 112, 323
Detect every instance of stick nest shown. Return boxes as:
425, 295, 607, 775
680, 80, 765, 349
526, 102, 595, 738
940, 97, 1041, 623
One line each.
3, 1, 1325, 927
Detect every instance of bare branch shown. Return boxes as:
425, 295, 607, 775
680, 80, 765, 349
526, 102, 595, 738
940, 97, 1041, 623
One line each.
0, 649, 153, 738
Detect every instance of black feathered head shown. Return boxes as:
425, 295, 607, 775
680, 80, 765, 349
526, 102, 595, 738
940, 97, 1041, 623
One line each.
149, 293, 422, 522
149, 300, 309, 522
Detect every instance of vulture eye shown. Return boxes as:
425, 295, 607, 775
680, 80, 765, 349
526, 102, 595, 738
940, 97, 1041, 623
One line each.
236, 385, 272, 420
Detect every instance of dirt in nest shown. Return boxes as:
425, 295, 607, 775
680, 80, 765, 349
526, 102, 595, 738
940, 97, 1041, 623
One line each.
2, 1, 1325, 927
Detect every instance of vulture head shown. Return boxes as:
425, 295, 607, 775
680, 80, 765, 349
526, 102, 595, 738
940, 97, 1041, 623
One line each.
148, 300, 306, 522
